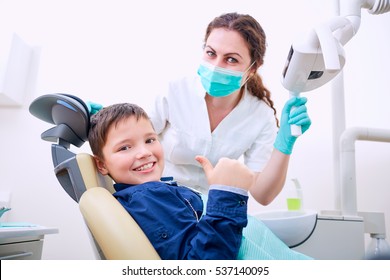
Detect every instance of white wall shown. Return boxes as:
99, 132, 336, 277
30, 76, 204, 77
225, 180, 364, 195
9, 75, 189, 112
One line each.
0, 0, 389, 259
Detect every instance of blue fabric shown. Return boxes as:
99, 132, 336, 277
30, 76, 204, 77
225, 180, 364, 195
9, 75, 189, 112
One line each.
238, 215, 313, 260
114, 181, 312, 260
201, 194, 312, 260
114, 181, 248, 260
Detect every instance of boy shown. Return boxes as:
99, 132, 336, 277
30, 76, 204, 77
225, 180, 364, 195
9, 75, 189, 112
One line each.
88, 103, 254, 260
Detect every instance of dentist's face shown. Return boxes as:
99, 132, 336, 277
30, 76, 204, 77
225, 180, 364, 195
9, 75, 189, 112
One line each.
203, 28, 252, 72
97, 116, 164, 185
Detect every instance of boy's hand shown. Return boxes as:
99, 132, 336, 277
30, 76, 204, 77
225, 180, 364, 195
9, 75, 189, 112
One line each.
196, 156, 254, 191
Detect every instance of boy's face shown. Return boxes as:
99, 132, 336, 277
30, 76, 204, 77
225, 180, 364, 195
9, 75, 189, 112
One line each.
95, 116, 164, 185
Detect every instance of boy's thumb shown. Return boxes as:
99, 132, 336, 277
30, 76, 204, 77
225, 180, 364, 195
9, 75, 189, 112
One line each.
195, 155, 213, 176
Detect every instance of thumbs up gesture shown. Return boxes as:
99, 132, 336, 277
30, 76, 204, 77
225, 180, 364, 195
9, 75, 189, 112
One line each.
195, 156, 254, 191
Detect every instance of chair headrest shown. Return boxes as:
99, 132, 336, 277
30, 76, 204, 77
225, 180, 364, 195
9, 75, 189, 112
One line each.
29, 93, 90, 148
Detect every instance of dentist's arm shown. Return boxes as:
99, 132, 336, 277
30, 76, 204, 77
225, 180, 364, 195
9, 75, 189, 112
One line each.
250, 97, 311, 205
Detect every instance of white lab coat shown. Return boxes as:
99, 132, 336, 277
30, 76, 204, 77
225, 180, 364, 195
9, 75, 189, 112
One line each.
149, 76, 277, 193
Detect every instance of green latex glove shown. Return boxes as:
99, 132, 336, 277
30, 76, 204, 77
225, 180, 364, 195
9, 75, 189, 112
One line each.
86, 101, 103, 115
274, 97, 311, 155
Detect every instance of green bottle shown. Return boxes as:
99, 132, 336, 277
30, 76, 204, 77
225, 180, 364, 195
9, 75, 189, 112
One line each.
286, 178, 303, 211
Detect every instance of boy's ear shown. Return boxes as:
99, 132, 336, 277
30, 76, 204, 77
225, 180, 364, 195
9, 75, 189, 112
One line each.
94, 156, 108, 175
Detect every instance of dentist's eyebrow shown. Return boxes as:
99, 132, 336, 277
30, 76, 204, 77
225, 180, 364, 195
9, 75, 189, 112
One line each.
205, 45, 243, 59
224, 52, 243, 59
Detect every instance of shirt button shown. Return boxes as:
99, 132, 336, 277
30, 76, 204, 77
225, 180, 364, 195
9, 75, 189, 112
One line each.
239, 200, 246, 206
161, 233, 168, 239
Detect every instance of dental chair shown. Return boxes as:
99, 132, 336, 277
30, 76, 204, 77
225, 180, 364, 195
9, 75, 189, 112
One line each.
29, 94, 160, 260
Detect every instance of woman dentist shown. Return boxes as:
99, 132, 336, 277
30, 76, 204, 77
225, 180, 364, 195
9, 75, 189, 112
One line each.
148, 12, 311, 205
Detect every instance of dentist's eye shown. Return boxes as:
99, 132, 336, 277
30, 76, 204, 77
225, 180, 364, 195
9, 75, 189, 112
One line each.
226, 57, 238, 64
206, 50, 216, 57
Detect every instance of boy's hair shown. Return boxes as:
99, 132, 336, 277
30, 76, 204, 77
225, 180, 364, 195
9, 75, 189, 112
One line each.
88, 103, 150, 159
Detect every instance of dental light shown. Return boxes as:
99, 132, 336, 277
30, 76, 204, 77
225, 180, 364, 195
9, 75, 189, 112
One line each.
281, 0, 390, 136
276, 0, 390, 259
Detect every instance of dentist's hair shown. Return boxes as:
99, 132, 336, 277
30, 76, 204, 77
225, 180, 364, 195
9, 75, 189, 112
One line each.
88, 103, 150, 159
204, 12, 279, 126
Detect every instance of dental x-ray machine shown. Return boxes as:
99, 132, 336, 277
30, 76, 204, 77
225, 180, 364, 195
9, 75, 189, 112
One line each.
278, 0, 390, 259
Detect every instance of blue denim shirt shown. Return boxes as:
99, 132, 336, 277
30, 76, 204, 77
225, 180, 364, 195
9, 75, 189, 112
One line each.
113, 181, 248, 260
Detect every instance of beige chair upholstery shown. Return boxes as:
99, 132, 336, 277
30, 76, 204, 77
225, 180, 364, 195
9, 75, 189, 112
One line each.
76, 153, 160, 260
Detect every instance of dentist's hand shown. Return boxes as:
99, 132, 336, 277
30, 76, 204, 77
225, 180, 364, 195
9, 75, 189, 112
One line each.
196, 156, 254, 191
274, 97, 311, 155
86, 101, 103, 115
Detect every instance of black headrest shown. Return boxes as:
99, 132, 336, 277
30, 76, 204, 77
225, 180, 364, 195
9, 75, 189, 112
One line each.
29, 94, 90, 148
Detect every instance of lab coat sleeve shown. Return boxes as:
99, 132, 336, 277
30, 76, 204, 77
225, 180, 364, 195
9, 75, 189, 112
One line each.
185, 189, 248, 260
148, 83, 171, 134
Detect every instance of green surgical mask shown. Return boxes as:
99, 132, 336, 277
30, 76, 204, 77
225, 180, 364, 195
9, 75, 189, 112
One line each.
197, 61, 254, 97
